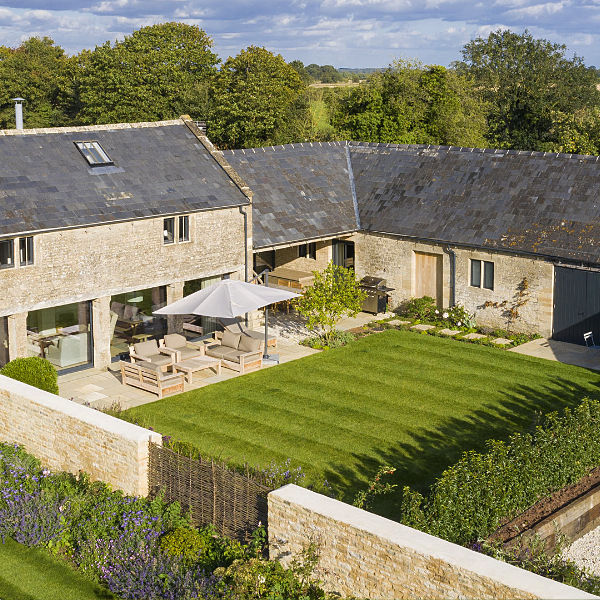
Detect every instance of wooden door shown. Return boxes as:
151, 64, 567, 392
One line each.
414, 252, 442, 306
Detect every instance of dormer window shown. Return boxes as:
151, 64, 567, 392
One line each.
74, 141, 113, 166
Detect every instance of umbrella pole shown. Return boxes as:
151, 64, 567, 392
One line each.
262, 268, 278, 363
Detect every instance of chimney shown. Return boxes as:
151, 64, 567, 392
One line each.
11, 98, 25, 130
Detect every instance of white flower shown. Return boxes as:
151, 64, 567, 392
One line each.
435, 309, 439, 314
457, 321, 462, 327
442, 312, 449, 319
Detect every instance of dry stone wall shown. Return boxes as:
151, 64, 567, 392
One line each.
0, 374, 161, 496
268, 485, 595, 600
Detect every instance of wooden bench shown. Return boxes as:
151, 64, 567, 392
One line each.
119, 361, 184, 399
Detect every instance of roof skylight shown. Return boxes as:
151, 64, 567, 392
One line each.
74, 141, 113, 166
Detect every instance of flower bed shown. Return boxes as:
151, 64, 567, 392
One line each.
0, 442, 334, 600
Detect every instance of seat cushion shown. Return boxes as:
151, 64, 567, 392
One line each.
221, 330, 241, 349
164, 333, 187, 349
110, 302, 126, 318
206, 346, 239, 360
123, 305, 139, 320
178, 347, 203, 360
134, 339, 159, 357
239, 335, 261, 353
145, 353, 173, 367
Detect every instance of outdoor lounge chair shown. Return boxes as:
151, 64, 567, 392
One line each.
120, 361, 184, 398
161, 333, 205, 361
128, 339, 176, 370
205, 330, 263, 374
220, 317, 277, 348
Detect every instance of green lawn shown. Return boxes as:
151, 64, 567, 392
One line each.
0, 538, 113, 600
124, 330, 600, 513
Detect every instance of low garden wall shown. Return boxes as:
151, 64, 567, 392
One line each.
268, 485, 597, 600
0, 374, 161, 496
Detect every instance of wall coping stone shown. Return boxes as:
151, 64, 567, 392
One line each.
0, 374, 161, 445
270, 485, 598, 600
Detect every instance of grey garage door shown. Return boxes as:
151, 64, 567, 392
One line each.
553, 266, 600, 345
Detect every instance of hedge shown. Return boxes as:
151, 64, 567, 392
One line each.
398, 398, 600, 545
0, 357, 59, 395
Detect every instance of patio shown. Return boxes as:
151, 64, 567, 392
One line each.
58, 310, 393, 410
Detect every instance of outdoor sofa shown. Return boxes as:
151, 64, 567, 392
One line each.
205, 330, 263, 374
119, 360, 184, 398
220, 317, 277, 348
161, 333, 205, 361
128, 339, 176, 370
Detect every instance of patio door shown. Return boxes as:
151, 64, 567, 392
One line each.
414, 252, 442, 306
0, 317, 8, 367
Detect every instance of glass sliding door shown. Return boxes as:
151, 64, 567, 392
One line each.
27, 302, 92, 371
332, 239, 355, 269
109, 286, 167, 359
0, 317, 8, 367
183, 275, 223, 336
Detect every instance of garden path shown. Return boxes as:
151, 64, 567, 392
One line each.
509, 338, 600, 371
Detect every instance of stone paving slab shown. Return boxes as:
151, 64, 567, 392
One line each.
492, 337, 513, 345
388, 319, 411, 326
439, 328, 461, 336
462, 332, 487, 340
411, 324, 436, 331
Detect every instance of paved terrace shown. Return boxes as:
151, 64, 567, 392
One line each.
58, 311, 393, 410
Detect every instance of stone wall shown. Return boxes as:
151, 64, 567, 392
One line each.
0, 206, 246, 316
268, 485, 596, 600
274, 240, 332, 272
0, 374, 161, 496
353, 232, 554, 336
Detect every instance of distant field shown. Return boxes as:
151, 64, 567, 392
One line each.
309, 81, 361, 88
123, 330, 600, 517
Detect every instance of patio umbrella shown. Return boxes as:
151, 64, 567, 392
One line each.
154, 279, 300, 359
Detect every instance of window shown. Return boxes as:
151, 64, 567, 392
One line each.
19, 236, 33, 266
163, 218, 175, 244
470, 259, 494, 290
0, 240, 13, 269
298, 242, 316, 260
74, 141, 113, 166
178, 215, 189, 242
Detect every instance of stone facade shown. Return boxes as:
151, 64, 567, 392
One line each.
0, 374, 161, 496
268, 485, 595, 600
274, 240, 332, 272
353, 232, 554, 336
0, 206, 247, 369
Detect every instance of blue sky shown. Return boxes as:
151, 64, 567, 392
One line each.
0, 1, 598, 68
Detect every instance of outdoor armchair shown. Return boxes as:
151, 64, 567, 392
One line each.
206, 329, 263, 374
161, 333, 205, 362
120, 361, 184, 398
128, 339, 175, 370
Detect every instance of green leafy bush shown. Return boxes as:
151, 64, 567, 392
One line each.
444, 304, 476, 328
398, 399, 600, 545
0, 357, 59, 394
401, 296, 437, 320
301, 330, 355, 350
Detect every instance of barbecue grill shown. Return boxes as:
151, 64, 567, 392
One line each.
359, 276, 394, 314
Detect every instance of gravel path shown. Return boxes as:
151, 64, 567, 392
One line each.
563, 526, 600, 575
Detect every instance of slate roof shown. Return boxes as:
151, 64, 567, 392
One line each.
350, 142, 600, 264
0, 120, 249, 237
222, 142, 357, 249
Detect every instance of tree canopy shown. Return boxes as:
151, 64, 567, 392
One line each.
75, 22, 218, 124
455, 29, 600, 152
207, 46, 307, 149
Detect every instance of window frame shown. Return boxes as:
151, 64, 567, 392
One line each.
298, 242, 316, 260
0, 239, 14, 270
19, 236, 34, 267
163, 217, 175, 245
74, 141, 114, 167
178, 215, 190, 243
470, 259, 494, 291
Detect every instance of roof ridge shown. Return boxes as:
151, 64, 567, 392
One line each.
0, 119, 184, 136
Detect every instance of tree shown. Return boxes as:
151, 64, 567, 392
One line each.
332, 60, 487, 147
0, 37, 74, 129
74, 23, 218, 124
208, 46, 307, 149
289, 60, 313, 84
294, 262, 366, 344
455, 29, 600, 151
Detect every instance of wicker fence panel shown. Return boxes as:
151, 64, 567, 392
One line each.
148, 442, 272, 540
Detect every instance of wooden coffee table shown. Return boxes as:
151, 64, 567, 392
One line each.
173, 357, 221, 383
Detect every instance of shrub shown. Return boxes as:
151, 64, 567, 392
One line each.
301, 330, 355, 350
0, 357, 59, 394
444, 304, 476, 328
402, 296, 437, 320
398, 399, 600, 546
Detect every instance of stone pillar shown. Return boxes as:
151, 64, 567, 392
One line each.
92, 296, 111, 370
8, 312, 28, 361
166, 282, 185, 334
